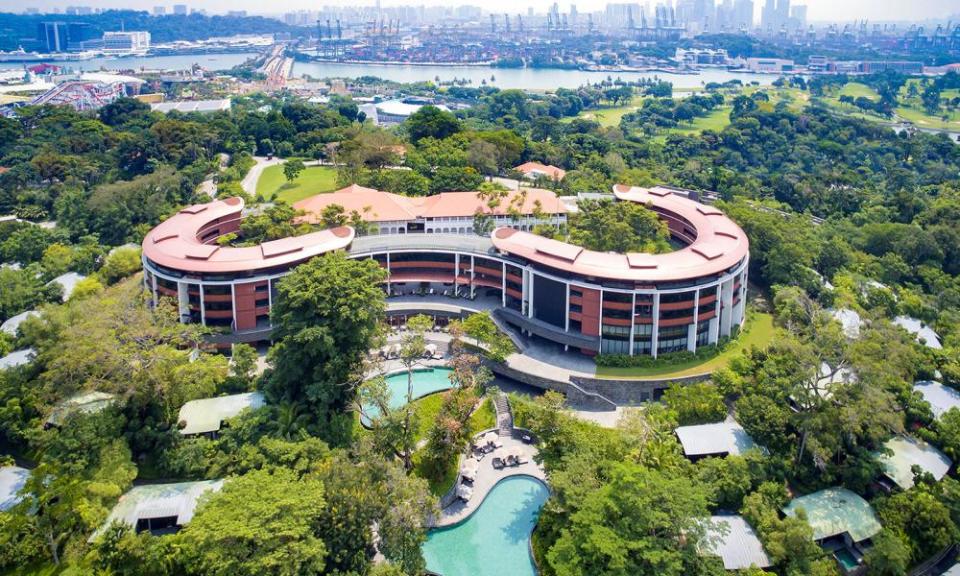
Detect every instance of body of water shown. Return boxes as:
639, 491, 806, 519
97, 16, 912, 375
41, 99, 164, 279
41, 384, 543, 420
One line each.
423, 475, 549, 576
0, 52, 781, 90
293, 61, 782, 90
360, 367, 453, 425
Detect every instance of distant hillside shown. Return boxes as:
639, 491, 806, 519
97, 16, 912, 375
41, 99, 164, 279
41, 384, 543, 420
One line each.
0, 10, 299, 51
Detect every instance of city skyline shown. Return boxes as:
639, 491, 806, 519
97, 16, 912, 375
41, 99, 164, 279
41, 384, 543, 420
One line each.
11, 0, 960, 24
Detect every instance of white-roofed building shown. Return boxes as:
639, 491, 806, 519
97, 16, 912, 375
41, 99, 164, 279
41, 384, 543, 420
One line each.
1, 310, 39, 336
46, 272, 86, 301
829, 308, 862, 339
96, 480, 223, 538
0, 465, 29, 512
675, 419, 760, 459
914, 381, 960, 419
894, 316, 942, 350
0, 348, 34, 371
373, 99, 450, 125
875, 436, 952, 490
700, 515, 771, 570
177, 391, 265, 436
45, 391, 116, 429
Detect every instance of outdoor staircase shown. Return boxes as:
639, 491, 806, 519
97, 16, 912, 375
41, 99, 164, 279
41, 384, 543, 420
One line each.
493, 393, 514, 436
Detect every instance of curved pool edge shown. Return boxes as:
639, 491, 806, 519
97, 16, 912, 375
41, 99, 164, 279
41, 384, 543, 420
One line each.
359, 366, 455, 429
423, 474, 551, 576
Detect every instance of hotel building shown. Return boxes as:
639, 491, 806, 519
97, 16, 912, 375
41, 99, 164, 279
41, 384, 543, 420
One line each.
141, 185, 749, 357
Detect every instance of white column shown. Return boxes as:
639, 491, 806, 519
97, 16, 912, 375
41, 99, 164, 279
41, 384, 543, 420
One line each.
688, 290, 700, 353
470, 255, 476, 299
651, 292, 660, 359
454, 253, 460, 289
565, 283, 571, 332
386, 252, 391, 285
629, 292, 636, 356
501, 262, 507, 307
527, 271, 535, 319
267, 279, 273, 328
199, 284, 206, 326
720, 277, 734, 337
177, 281, 190, 323
150, 273, 158, 310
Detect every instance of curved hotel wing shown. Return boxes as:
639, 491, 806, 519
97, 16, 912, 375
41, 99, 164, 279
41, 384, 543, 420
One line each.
142, 186, 749, 357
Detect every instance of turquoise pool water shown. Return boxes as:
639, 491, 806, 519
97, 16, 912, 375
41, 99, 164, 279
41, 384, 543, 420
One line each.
834, 548, 859, 572
423, 475, 549, 576
361, 367, 453, 424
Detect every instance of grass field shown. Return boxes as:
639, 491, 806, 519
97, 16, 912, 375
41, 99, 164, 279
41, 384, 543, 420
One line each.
895, 105, 960, 131
838, 82, 880, 100
656, 106, 732, 141
255, 164, 339, 204
570, 97, 644, 128
412, 395, 496, 496
594, 312, 774, 380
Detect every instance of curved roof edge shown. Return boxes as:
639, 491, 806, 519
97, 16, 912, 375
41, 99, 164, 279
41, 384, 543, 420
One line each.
489, 185, 749, 282
142, 197, 355, 275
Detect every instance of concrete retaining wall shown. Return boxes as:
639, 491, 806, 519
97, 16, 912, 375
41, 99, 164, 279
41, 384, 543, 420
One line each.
487, 357, 711, 407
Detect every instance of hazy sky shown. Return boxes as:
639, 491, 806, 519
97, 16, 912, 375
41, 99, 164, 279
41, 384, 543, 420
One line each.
16, 0, 960, 23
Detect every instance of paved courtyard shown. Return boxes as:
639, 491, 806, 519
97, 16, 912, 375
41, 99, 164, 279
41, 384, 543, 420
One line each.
432, 433, 545, 528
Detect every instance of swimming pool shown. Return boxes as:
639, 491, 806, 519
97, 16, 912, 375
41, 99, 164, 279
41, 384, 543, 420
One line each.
361, 367, 453, 424
422, 475, 549, 576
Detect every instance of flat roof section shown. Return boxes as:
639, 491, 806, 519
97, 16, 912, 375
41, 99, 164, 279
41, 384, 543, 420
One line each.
783, 488, 882, 543
490, 185, 749, 283
0, 466, 29, 512
914, 381, 960, 420
675, 420, 759, 458
700, 515, 772, 570
876, 436, 952, 490
96, 480, 223, 538
142, 197, 355, 275
177, 391, 266, 435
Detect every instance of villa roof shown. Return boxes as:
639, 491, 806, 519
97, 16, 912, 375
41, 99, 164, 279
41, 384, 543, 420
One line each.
96, 480, 223, 537
0, 466, 29, 512
177, 391, 265, 435
829, 308, 862, 339
1, 310, 39, 336
47, 272, 86, 300
675, 420, 759, 457
894, 316, 942, 350
46, 391, 116, 428
0, 348, 34, 371
142, 197, 355, 275
782, 488, 882, 542
914, 381, 960, 419
514, 161, 567, 181
490, 185, 749, 283
700, 515, 772, 570
876, 436, 952, 490
294, 185, 566, 224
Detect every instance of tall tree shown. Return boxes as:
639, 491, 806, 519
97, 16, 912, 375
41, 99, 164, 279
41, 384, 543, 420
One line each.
267, 252, 386, 444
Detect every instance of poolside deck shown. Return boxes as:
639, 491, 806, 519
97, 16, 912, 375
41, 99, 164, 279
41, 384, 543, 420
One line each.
432, 434, 546, 528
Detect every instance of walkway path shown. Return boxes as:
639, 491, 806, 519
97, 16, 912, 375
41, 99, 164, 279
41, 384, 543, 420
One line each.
240, 155, 284, 195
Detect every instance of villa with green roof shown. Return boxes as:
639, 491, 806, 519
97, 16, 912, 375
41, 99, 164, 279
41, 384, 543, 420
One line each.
875, 436, 952, 491
95, 480, 223, 539
783, 487, 882, 574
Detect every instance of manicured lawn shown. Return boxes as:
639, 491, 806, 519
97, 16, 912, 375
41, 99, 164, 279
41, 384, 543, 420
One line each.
838, 82, 880, 100
895, 105, 960, 131
573, 102, 641, 128
660, 106, 732, 139
411, 395, 496, 496
594, 312, 774, 380
255, 164, 339, 204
